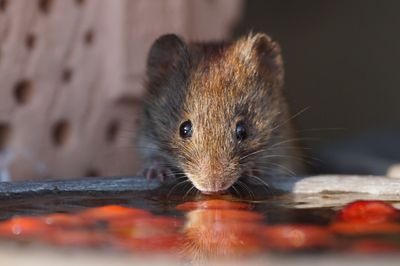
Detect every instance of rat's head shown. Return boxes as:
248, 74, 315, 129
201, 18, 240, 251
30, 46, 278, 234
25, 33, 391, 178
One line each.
143, 33, 288, 194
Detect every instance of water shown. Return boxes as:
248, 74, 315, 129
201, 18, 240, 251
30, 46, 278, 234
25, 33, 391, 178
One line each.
0, 181, 399, 263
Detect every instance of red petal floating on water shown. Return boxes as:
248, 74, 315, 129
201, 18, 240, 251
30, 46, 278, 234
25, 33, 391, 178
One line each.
329, 221, 400, 235
43, 229, 108, 247
79, 205, 152, 221
42, 213, 92, 228
114, 234, 184, 253
350, 240, 400, 253
176, 199, 251, 211
0, 217, 48, 237
337, 200, 399, 224
109, 216, 183, 238
263, 224, 334, 251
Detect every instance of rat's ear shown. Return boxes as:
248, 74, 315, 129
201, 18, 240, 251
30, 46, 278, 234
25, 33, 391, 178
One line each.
240, 33, 284, 85
146, 34, 189, 81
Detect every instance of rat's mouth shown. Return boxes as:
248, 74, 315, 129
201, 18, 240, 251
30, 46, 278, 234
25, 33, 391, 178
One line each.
201, 190, 228, 195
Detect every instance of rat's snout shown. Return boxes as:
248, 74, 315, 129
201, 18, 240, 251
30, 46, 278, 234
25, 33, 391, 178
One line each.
190, 176, 234, 194
200, 177, 231, 194
186, 160, 239, 194
183, 151, 240, 194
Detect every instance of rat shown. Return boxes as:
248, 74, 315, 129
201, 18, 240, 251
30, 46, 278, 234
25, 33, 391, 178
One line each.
136, 32, 304, 194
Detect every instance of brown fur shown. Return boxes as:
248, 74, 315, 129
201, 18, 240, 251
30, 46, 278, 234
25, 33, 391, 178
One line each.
137, 33, 304, 193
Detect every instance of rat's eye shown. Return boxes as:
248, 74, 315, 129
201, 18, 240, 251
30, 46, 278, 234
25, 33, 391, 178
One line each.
179, 120, 193, 139
235, 122, 247, 141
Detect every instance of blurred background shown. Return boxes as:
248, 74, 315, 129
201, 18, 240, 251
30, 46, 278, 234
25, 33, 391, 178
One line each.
0, 0, 399, 181
236, 0, 400, 176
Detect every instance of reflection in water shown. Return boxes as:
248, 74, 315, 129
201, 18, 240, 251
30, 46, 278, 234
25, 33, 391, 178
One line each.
182, 204, 266, 259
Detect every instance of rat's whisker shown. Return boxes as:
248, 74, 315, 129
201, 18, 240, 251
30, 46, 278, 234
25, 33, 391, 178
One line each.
296, 127, 346, 132
235, 181, 248, 198
269, 106, 310, 133
171, 171, 187, 177
167, 180, 191, 197
269, 137, 317, 149
231, 184, 242, 198
169, 176, 186, 181
243, 174, 270, 193
261, 154, 315, 166
256, 161, 296, 176
239, 149, 267, 161
236, 180, 254, 200
253, 166, 295, 178
184, 185, 196, 199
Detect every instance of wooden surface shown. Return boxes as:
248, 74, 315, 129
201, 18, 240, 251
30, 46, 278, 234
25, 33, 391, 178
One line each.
0, 176, 160, 199
0, 0, 243, 181
0, 175, 399, 207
